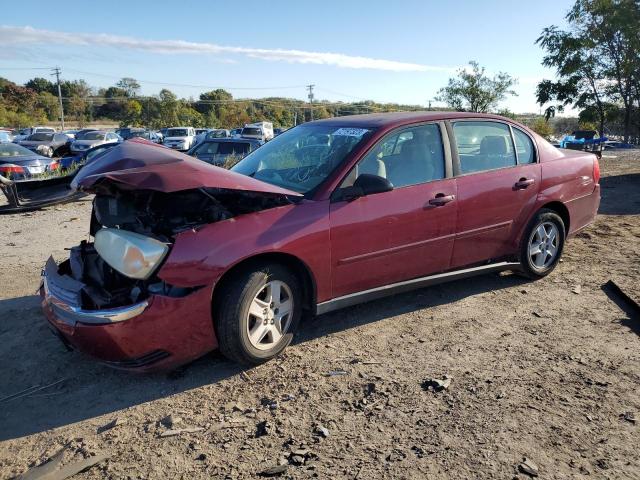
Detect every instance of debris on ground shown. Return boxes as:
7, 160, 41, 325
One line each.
259, 464, 288, 477
518, 457, 539, 477
97, 417, 126, 434
421, 375, 452, 392
255, 420, 273, 437
620, 411, 637, 424
159, 427, 204, 438
160, 414, 182, 429
15, 446, 109, 480
326, 369, 349, 376
314, 424, 330, 438
572, 285, 582, 294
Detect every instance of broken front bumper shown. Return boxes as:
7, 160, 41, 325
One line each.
40, 257, 218, 372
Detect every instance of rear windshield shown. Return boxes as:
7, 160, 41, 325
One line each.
242, 128, 262, 136
0, 144, 35, 157
168, 129, 189, 137
82, 132, 106, 140
28, 133, 54, 141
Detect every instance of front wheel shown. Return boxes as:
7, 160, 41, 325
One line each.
214, 263, 301, 365
519, 209, 566, 279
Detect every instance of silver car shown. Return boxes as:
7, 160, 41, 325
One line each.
70, 131, 121, 154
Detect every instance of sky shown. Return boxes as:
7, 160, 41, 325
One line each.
0, 0, 572, 114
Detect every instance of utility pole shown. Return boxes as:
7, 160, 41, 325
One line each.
307, 84, 315, 121
51, 67, 65, 130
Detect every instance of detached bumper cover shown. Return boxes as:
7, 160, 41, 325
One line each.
41, 257, 218, 371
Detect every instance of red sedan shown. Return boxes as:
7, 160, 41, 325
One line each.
41, 112, 600, 371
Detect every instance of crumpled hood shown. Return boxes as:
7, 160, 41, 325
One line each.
71, 138, 302, 196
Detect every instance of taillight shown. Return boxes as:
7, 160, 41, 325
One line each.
593, 157, 600, 184
49, 161, 60, 170
0, 164, 24, 175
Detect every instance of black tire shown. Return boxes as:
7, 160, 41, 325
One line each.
518, 208, 566, 279
214, 263, 302, 365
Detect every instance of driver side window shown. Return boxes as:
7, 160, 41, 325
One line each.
340, 123, 445, 189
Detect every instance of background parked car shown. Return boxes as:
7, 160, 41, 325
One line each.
116, 128, 163, 143
0, 143, 60, 180
60, 142, 119, 169
18, 132, 72, 158
206, 129, 230, 139
241, 121, 274, 141
70, 131, 121, 154
229, 128, 243, 137
163, 127, 196, 151
12, 126, 56, 143
187, 137, 261, 166
0, 130, 13, 144
62, 130, 79, 139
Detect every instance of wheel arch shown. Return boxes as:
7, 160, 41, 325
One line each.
538, 201, 570, 233
211, 252, 317, 315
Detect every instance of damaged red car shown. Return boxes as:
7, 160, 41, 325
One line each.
41, 112, 601, 371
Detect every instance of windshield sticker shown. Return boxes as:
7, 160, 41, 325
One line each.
333, 128, 369, 137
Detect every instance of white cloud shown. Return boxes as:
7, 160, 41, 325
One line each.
0, 25, 452, 73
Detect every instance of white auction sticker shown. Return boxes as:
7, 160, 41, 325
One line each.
333, 128, 369, 137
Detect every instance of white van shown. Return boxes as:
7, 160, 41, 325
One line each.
241, 121, 274, 142
163, 127, 196, 151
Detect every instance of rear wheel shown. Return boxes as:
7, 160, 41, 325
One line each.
214, 263, 301, 365
519, 209, 565, 279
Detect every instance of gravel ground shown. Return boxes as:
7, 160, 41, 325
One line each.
0, 151, 638, 479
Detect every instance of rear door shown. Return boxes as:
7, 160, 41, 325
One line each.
329, 122, 457, 298
449, 120, 540, 268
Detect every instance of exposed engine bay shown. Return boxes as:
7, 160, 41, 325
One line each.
58, 185, 295, 310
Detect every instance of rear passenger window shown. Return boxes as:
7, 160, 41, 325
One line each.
453, 121, 516, 174
342, 124, 445, 189
513, 128, 535, 164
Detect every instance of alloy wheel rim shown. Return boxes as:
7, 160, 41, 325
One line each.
246, 280, 293, 350
528, 221, 559, 269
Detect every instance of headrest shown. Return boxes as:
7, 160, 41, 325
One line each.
480, 135, 508, 155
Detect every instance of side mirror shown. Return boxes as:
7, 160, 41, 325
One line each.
354, 174, 393, 196
338, 174, 393, 201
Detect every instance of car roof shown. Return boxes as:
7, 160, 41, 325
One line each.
309, 111, 513, 128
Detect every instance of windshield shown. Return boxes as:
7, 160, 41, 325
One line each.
82, 132, 106, 141
232, 124, 373, 194
168, 128, 188, 137
0, 144, 36, 157
28, 133, 54, 141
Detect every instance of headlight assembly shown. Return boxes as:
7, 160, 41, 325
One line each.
94, 228, 169, 280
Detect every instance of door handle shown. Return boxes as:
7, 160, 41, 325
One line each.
429, 194, 455, 206
515, 178, 535, 189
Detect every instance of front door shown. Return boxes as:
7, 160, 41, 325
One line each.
329, 123, 458, 298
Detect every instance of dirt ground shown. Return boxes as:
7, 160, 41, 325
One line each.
0, 151, 638, 480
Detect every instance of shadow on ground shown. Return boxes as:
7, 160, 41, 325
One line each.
0, 271, 527, 441
598, 173, 640, 215
601, 280, 640, 337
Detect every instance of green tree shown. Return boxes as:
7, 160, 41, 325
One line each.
121, 99, 143, 126
25, 77, 55, 94
436, 61, 517, 112
536, 0, 640, 140
116, 77, 141, 97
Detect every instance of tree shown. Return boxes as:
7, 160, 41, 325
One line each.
436, 61, 517, 113
120, 99, 143, 126
530, 118, 554, 139
25, 77, 54, 94
116, 78, 141, 97
537, 0, 640, 141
